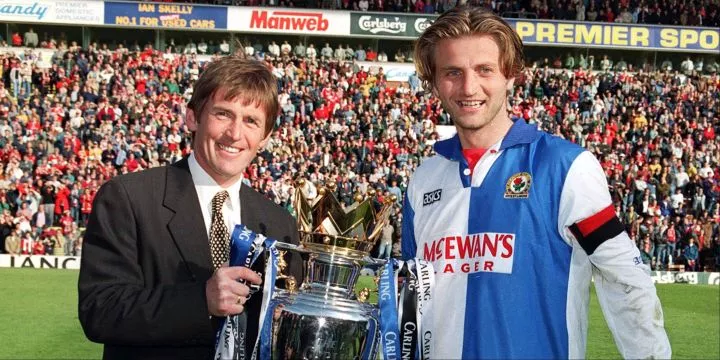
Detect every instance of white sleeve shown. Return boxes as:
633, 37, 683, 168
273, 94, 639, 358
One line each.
559, 151, 671, 359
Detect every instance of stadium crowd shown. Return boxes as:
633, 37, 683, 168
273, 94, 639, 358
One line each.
135, 0, 720, 28
0, 33, 717, 272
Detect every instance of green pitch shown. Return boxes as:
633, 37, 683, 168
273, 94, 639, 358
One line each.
0, 268, 717, 359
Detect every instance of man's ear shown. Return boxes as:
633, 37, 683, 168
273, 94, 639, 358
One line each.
258, 132, 271, 149
505, 78, 516, 111
185, 108, 198, 131
506, 77, 516, 94
427, 78, 438, 97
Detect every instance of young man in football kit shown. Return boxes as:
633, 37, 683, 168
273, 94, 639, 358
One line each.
402, 6, 671, 359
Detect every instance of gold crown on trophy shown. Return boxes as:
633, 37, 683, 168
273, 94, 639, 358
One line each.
294, 179, 395, 257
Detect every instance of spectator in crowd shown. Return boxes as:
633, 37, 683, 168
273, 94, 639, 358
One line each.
11, 32, 22, 47
24, 28, 38, 48
219, 39, 231, 55
354, 46, 366, 61
32, 233, 44, 254
377, 222, 393, 259
333, 44, 345, 61
366, 47, 377, 61
62, 222, 77, 256
280, 40, 292, 56
185, 38, 197, 54
394, 49, 406, 63
49, 228, 65, 256
4, 228, 20, 254
321, 43, 333, 59
306, 43, 317, 59
244, 42, 255, 57
268, 40, 280, 57
681, 56, 694, 75
32, 204, 46, 236
683, 237, 700, 270
197, 39, 208, 54
294, 41, 306, 58
377, 50, 388, 61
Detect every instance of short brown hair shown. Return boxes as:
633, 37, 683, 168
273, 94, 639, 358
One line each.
187, 55, 279, 135
414, 7, 524, 92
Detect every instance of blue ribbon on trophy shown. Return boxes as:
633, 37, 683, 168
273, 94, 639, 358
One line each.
214, 224, 279, 360
378, 258, 435, 360
253, 241, 279, 360
379, 259, 402, 360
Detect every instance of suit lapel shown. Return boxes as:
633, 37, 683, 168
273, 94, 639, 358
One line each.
241, 184, 280, 238
240, 184, 261, 233
163, 158, 213, 279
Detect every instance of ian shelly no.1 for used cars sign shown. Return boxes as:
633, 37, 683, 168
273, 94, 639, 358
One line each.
104, 1, 226, 30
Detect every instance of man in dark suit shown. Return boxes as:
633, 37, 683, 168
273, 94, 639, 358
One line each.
78, 55, 302, 360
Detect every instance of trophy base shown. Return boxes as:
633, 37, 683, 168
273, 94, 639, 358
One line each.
270, 291, 378, 360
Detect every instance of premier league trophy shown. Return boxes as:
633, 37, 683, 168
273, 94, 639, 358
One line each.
262, 180, 395, 360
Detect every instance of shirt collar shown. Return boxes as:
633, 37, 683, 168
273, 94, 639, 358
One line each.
188, 152, 243, 212
434, 119, 539, 161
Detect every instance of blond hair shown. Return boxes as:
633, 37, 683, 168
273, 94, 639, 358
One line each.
187, 55, 278, 136
414, 7, 524, 92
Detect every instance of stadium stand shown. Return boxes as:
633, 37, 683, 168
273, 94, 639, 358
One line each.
0, 1, 717, 273
134, 0, 720, 28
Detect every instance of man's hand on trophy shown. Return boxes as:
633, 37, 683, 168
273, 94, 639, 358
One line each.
206, 265, 262, 316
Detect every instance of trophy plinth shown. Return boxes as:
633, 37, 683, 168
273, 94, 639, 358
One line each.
266, 181, 392, 359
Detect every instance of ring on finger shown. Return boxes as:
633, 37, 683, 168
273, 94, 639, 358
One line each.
236, 296, 244, 305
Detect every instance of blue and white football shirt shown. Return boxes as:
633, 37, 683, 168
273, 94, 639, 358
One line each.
402, 119, 670, 359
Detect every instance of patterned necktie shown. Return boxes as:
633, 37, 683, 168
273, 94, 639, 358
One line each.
209, 190, 230, 270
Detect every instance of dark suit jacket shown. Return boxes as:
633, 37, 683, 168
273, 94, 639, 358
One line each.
78, 158, 302, 360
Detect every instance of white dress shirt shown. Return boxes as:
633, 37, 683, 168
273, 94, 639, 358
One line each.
188, 153, 243, 239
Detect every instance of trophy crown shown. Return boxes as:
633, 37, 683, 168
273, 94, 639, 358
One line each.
294, 179, 394, 257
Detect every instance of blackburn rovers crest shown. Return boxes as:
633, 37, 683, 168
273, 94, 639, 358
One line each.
504, 172, 532, 199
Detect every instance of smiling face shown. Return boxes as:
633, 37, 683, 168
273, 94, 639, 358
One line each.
433, 35, 514, 148
186, 88, 269, 188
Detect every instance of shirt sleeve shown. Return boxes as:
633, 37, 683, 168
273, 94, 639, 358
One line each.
558, 151, 671, 359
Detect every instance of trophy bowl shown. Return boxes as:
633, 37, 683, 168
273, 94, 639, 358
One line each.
265, 180, 393, 360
